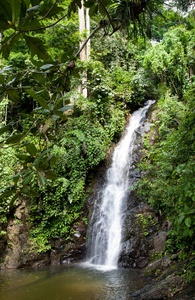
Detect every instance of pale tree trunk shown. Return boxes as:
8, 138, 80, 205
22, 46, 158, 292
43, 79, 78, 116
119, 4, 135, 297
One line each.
78, 1, 90, 97
86, 8, 90, 61
79, 0, 86, 62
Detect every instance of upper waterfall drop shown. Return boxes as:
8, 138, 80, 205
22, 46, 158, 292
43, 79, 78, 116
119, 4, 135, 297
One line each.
87, 100, 155, 269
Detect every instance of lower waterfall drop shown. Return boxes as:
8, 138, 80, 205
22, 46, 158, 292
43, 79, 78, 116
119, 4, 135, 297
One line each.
88, 100, 155, 268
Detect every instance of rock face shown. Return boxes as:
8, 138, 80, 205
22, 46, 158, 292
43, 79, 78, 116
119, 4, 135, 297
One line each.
117, 120, 167, 269
130, 255, 195, 300
0, 199, 86, 269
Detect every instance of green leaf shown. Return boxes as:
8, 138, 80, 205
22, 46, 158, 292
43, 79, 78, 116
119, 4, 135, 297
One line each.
15, 154, 33, 162
42, 118, 52, 134
40, 64, 54, 70
26, 143, 37, 156
53, 97, 64, 109
54, 110, 67, 120
38, 171, 47, 186
0, 185, 16, 197
103, 0, 112, 5
0, 66, 12, 74
178, 215, 185, 225
19, 18, 41, 30
21, 186, 31, 194
89, 5, 96, 17
185, 217, 191, 228
23, 0, 30, 8
1, 33, 20, 59
40, 4, 64, 18
5, 133, 24, 144
26, 89, 49, 109
51, 114, 60, 121
40, 154, 55, 167
10, 0, 21, 24
0, 0, 12, 22
32, 73, 46, 85
0, 123, 12, 134
7, 89, 20, 102
23, 34, 51, 60
33, 149, 52, 166
45, 171, 58, 180
8, 174, 20, 184
23, 173, 34, 185
84, 0, 94, 8
49, 155, 57, 166
57, 105, 73, 112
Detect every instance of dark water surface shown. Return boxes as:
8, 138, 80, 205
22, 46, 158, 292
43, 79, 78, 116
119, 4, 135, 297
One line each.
0, 263, 147, 300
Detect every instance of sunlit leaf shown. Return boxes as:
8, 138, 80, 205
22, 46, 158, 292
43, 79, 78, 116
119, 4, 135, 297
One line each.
57, 105, 73, 112
40, 64, 54, 70
0, 66, 12, 74
38, 171, 47, 186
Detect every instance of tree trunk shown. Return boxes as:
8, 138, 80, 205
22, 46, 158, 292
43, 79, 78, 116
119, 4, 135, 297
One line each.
78, 1, 90, 97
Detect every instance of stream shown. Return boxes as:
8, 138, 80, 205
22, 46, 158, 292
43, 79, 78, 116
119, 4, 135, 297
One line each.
0, 263, 147, 300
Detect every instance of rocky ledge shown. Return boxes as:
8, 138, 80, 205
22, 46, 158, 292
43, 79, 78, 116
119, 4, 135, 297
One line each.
130, 255, 195, 299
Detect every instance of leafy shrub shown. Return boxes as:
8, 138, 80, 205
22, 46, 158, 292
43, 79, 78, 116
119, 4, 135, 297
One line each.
135, 90, 195, 253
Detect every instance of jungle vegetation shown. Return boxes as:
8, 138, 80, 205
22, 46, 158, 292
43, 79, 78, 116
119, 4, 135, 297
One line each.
0, 0, 194, 279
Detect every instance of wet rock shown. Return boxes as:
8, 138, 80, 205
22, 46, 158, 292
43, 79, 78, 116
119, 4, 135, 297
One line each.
131, 275, 185, 299
144, 122, 151, 133
50, 222, 87, 266
118, 199, 159, 269
153, 231, 167, 253
145, 256, 173, 273
0, 199, 87, 269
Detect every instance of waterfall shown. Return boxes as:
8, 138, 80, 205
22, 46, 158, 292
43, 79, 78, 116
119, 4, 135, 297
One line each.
87, 100, 155, 268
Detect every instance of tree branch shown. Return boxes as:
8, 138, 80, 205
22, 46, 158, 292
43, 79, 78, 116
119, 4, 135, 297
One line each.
97, 0, 116, 31
17, 13, 68, 32
1, 115, 42, 149
38, 0, 58, 21
74, 24, 102, 59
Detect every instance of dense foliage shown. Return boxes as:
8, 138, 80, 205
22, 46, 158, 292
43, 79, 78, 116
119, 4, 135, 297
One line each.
133, 22, 195, 279
0, 0, 194, 275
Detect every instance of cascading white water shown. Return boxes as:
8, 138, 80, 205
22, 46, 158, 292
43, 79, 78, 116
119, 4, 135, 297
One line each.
88, 101, 155, 268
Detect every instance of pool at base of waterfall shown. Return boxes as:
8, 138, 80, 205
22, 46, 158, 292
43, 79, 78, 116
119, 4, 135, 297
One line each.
0, 263, 147, 300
